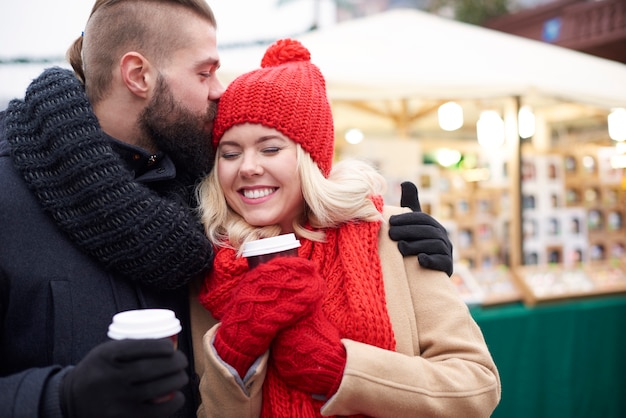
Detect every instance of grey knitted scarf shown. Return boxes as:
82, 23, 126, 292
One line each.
4, 67, 213, 289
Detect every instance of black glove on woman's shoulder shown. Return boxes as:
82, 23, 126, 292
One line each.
388, 181, 454, 277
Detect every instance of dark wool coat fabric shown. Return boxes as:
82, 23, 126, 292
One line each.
0, 69, 213, 417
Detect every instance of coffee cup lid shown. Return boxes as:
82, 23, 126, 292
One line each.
108, 309, 181, 340
242, 233, 301, 257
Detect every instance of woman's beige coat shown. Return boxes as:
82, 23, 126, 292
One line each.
191, 205, 501, 418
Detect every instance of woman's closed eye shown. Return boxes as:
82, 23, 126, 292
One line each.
261, 146, 282, 155
220, 150, 241, 160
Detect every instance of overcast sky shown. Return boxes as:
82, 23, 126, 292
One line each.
0, 0, 335, 58
0, 0, 335, 103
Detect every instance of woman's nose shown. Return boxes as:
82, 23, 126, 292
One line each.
239, 153, 263, 177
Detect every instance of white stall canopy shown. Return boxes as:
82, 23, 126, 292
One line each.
217, 9, 626, 268
218, 8, 626, 138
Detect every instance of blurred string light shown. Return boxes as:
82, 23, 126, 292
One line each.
344, 128, 364, 144
611, 141, 626, 169
476, 110, 505, 148
608, 108, 626, 141
582, 155, 596, 171
435, 148, 462, 167
611, 153, 626, 169
518, 105, 535, 139
438, 101, 463, 131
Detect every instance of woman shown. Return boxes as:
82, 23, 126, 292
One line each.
195, 39, 500, 418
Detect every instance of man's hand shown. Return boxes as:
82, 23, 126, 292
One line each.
388, 181, 454, 276
61, 338, 188, 418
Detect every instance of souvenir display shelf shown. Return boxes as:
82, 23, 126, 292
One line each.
471, 265, 523, 306
452, 264, 523, 307
347, 138, 625, 307
512, 260, 626, 306
451, 263, 485, 307
431, 144, 625, 307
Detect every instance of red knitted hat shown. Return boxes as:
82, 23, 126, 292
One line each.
213, 39, 335, 176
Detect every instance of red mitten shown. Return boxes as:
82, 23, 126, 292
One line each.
214, 257, 324, 378
272, 309, 347, 399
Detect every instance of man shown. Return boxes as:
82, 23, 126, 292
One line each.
1, 1, 220, 417
0, 1, 453, 417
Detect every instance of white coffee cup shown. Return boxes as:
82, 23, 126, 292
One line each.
107, 309, 181, 347
242, 233, 301, 269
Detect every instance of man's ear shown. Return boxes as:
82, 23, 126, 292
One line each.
119, 52, 154, 99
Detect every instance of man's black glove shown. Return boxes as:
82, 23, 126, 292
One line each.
61, 338, 189, 418
388, 181, 454, 277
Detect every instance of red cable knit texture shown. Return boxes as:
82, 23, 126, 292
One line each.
201, 37, 397, 417
212, 38, 335, 177
210, 257, 325, 378
272, 307, 347, 398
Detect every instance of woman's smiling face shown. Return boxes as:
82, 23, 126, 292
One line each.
216, 123, 303, 233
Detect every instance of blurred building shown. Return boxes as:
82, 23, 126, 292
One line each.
336, 0, 557, 21
484, 0, 626, 64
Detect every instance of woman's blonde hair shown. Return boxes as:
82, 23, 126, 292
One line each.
196, 144, 386, 254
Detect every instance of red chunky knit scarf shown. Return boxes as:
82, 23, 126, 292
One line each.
200, 196, 396, 417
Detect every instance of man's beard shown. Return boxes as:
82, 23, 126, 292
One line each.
139, 76, 217, 179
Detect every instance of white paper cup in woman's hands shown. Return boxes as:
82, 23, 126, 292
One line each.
242, 233, 301, 269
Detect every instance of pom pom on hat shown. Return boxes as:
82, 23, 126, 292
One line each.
260, 38, 311, 68
213, 38, 334, 177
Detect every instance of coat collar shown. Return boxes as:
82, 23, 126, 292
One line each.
106, 135, 176, 183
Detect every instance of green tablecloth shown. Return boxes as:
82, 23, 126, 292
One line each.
470, 296, 626, 418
